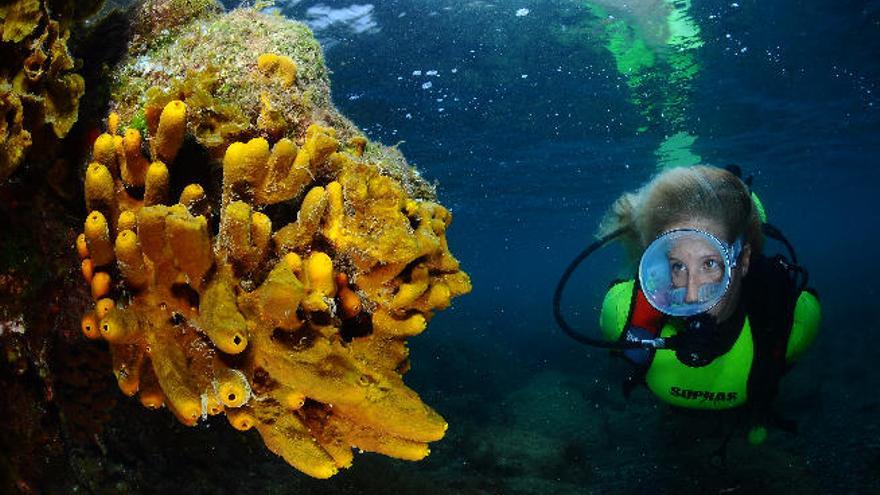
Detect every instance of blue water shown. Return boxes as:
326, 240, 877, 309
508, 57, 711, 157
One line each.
225, 1, 880, 492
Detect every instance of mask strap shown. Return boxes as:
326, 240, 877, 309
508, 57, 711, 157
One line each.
728, 237, 744, 269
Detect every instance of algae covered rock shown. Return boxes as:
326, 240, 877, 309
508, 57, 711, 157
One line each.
110, 2, 431, 197
75, 1, 470, 479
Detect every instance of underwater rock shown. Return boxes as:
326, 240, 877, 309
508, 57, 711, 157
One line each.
0, 0, 94, 180
76, 2, 470, 479
109, 3, 432, 199
452, 371, 609, 492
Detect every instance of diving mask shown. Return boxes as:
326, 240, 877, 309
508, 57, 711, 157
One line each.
638, 229, 743, 317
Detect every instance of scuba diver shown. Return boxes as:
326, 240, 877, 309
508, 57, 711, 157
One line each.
554, 165, 820, 455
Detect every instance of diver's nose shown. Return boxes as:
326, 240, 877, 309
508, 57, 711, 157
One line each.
685, 275, 701, 303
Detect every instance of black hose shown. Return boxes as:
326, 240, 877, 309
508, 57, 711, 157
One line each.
553, 228, 646, 350
762, 222, 810, 291
762, 223, 799, 266
554, 222, 808, 350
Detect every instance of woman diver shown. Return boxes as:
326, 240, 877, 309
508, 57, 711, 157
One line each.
554, 165, 821, 448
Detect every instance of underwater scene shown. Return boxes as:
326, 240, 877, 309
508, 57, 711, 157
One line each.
0, 0, 878, 493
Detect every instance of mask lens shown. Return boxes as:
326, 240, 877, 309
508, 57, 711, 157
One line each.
638, 229, 733, 317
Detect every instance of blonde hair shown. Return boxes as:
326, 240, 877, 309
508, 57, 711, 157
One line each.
599, 166, 764, 261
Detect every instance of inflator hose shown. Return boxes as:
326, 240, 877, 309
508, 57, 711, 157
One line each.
553, 228, 646, 350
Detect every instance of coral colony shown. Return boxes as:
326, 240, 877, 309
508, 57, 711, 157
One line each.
44, 0, 469, 478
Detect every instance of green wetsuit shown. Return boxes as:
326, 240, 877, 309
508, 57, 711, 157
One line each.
599, 273, 820, 410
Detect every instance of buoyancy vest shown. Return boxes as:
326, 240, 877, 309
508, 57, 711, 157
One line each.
599, 254, 821, 412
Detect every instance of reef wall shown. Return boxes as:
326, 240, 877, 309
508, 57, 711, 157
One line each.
0, 0, 103, 180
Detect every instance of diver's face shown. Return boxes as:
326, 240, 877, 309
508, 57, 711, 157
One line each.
668, 236, 725, 304
663, 219, 750, 321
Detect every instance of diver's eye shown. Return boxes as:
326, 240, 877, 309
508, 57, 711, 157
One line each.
671, 262, 686, 273
703, 258, 720, 271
